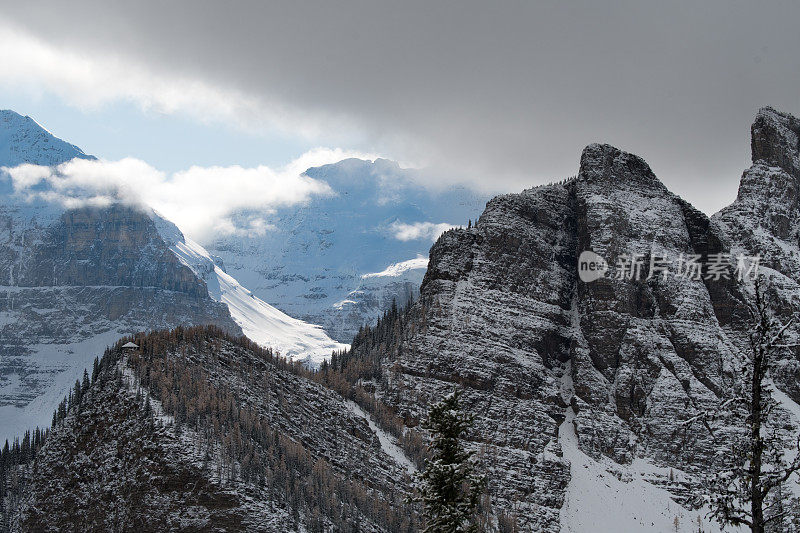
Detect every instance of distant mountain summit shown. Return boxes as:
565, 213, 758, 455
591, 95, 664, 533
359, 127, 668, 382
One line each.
207, 157, 489, 342
0, 110, 94, 168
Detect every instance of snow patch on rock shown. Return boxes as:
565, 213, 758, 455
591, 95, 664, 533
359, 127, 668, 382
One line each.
346, 400, 416, 474
361, 255, 429, 279
559, 407, 725, 533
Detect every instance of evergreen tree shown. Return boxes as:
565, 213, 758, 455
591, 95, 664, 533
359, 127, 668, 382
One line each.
72, 379, 82, 408
81, 369, 90, 394
412, 388, 486, 532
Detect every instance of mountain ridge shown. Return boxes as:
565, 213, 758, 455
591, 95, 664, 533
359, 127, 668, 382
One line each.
0, 110, 94, 170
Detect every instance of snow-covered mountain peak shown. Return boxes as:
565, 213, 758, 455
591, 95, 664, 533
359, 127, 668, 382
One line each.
209, 158, 488, 341
0, 109, 94, 168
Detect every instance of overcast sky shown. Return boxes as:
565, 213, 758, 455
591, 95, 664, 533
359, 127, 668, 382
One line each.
1, 0, 799, 217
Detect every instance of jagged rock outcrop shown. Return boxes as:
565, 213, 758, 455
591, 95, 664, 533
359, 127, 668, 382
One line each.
345, 112, 800, 530
713, 107, 800, 276
569, 144, 746, 471
713, 106, 800, 404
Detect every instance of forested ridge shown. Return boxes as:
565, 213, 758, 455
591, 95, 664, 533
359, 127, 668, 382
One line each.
0, 324, 420, 532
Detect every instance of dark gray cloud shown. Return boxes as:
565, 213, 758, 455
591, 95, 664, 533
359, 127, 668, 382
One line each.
3, 0, 799, 214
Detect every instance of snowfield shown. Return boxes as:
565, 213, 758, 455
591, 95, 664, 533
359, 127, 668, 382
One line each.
160, 216, 348, 366
559, 407, 728, 533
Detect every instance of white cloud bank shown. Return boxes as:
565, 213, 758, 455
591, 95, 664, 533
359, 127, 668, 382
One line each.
2, 147, 374, 242
4, 2, 800, 215
390, 221, 458, 242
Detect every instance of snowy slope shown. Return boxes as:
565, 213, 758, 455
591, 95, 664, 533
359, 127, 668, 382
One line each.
207, 158, 488, 342
0, 110, 94, 169
360, 255, 429, 279
559, 407, 728, 533
329, 256, 428, 336
154, 213, 347, 365
769, 381, 800, 502
0, 329, 126, 443
557, 360, 725, 532
345, 399, 417, 475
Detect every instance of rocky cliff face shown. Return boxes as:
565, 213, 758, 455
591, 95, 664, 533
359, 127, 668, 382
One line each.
713, 107, 800, 278
0, 201, 240, 440
12, 204, 208, 294
568, 144, 745, 472
713, 106, 800, 406
345, 111, 800, 530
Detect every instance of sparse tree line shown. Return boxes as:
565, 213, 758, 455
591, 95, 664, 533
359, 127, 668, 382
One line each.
122, 323, 493, 532
121, 326, 419, 532
0, 361, 99, 512
0, 324, 421, 532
